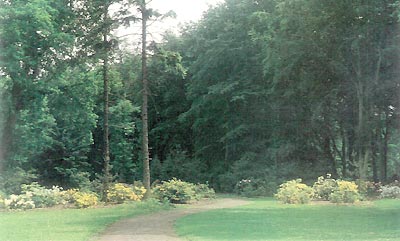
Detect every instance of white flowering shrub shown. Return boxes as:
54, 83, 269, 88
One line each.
313, 174, 337, 200
20, 182, 65, 208
4, 193, 36, 210
380, 186, 400, 199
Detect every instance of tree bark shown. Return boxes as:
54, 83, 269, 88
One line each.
102, 7, 112, 201
141, 1, 151, 199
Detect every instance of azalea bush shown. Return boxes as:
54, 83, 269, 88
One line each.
107, 183, 141, 204
313, 174, 337, 200
355, 179, 381, 199
329, 180, 360, 203
152, 178, 216, 204
152, 178, 197, 204
380, 181, 400, 199
4, 193, 36, 210
20, 182, 65, 208
275, 179, 314, 204
71, 191, 98, 208
194, 183, 216, 199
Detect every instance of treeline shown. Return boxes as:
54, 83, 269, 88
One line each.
0, 0, 399, 194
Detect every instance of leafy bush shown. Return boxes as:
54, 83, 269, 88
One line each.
194, 183, 216, 199
20, 182, 65, 208
235, 179, 277, 197
329, 180, 360, 203
380, 185, 400, 199
152, 178, 215, 204
62, 189, 79, 204
355, 179, 381, 199
107, 183, 142, 204
313, 174, 337, 200
132, 181, 147, 200
71, 191, 98, 208
275, 179, 314, 204
4, 193, 36, 210
152, 178, 197, 204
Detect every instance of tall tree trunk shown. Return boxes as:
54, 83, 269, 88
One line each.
102, 9, 111, 201
141, 1, 151, 199
0, 82, 22, 174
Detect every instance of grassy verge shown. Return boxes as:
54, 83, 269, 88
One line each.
176, 198, 400, 241
0, 199, 171, 241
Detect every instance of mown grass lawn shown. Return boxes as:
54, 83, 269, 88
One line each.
0, 200, 170, 241
176, 198, 400, 241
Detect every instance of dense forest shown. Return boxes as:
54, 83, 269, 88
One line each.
0, 0, 399, 195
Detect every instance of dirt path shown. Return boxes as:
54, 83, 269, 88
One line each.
95, 198, 250, 241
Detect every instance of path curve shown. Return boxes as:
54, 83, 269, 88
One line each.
95, 198, 249, 241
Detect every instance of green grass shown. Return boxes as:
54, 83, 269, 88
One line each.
0, 200, 170, 241
176, 198, 400, 241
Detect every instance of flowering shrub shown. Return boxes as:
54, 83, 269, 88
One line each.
4, 193, 36, 210
329, 180, 360, 203
194, 183, 216, 199
107, 183, 141, 204
71, 191, 98, 208
152, 178, 215, 204
313, 174, 337, 200
355, 179, 381, 199
132, 182, 147, 200
380, 185, 400, 199
275, 179, 314, 204
62, 189, 79, 204
20, 182, 65, 208
152, 178, 197, 204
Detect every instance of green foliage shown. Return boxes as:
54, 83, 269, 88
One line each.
152, 178, 197, 204
0, 167, 37, 194
0, 193, 4, 209
152, 178, 215, 204
312, 175, 338, 200
275, 179, 314, 204
193, 183, 216, 199
235, 179, 277, 197
20, 182, 64, 208
355, 179, 381, 199
329, 181, 360, 204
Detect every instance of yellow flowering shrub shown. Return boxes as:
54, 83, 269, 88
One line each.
62, 189, 79, 203
152, 178, 197, 204
329, 180, 360, 203
72, 192, 98, 208
275, 179, 314, 204
107, 183, 141, 204
133, 186, 147, 200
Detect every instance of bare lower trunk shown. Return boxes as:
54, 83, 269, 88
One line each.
102, 8, 112, 201
141, 1, 151, 199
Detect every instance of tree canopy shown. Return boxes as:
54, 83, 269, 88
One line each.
0, 0, 399, 194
